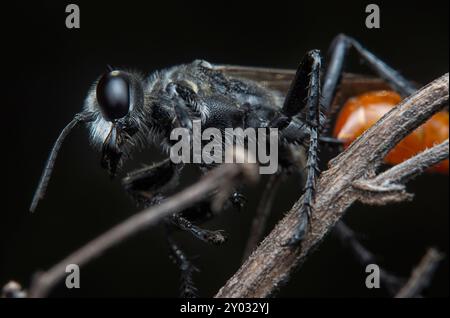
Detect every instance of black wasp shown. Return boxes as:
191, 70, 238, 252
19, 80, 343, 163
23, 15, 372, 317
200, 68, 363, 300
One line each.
30, 34, 417, 297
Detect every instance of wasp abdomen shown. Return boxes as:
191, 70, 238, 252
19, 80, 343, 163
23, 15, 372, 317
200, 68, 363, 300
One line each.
334, 90, 449, 174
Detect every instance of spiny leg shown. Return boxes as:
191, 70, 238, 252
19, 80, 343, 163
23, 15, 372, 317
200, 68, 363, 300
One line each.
170, 213, 227, 245
165, 225, 199, 298
282, 34, 419, 244
270, 50, 324, 130
275, 35, 415, 244
283, 50, 323, 246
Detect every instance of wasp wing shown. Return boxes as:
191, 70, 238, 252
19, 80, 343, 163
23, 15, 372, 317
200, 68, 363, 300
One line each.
213, 65, 296, 95
214, 64, 389, 95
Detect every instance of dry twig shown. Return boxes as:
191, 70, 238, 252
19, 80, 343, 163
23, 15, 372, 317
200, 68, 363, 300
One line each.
333, 222, 404, 295
395, 248, 443, 298
242, 172, 285, 261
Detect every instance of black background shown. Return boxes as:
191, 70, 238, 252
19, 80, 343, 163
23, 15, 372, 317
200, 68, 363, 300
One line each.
1, 0, 448, 297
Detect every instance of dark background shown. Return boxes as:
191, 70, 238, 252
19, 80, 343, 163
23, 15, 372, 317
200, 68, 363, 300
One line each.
1, 0, 448, 297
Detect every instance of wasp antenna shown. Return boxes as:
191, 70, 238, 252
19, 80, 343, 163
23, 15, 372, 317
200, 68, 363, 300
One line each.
29, 112, 94, 213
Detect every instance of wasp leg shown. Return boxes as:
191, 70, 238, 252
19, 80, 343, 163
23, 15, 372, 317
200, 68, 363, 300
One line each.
284, 35, 419, 244
333, 222, 404, 295
165, 225, 199, 298
283, 50, 323, 246
270, 50, 325, 131
123, 161, 228, 245
322, 33, 417, 112
170, 213, 228, 245
122, 159, 181, 206
173, 97, 193, 130
166, 82, 195, 130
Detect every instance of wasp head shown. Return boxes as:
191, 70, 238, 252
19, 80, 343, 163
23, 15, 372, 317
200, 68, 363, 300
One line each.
84, 69, 145, 177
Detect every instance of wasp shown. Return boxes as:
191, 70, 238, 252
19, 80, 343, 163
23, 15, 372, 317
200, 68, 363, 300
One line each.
30, 34, 429, 296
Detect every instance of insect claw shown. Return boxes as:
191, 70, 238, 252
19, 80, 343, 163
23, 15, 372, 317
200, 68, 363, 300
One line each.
281, 205, 310, 247
230, 192, 247, 211
201, 229, 228, 245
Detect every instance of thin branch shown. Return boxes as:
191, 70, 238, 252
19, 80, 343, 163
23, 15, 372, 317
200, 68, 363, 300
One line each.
215, 73, 448, 298
242, 172, 284, 261
395, 248, 443, 298
28, 160, 258, 298
374, 140, 449, 184
333, 222, 404, 295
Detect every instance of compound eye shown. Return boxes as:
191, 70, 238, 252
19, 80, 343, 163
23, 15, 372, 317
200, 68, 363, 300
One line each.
96, 71, 130, 121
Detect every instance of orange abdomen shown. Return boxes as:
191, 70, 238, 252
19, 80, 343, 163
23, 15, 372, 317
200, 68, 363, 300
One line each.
333, 90, 449, 174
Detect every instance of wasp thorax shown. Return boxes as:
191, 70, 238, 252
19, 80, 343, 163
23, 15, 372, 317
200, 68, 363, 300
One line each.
96, 70, 131, 121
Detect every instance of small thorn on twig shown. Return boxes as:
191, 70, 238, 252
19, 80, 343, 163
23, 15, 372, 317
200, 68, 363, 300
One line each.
352, 179, 414, 205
